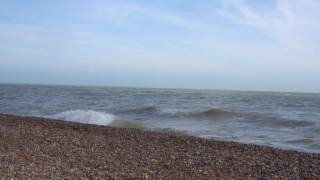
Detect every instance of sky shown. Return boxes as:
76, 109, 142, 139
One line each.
0, 0, 320, 92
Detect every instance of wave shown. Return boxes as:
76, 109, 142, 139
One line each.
189, 108, 238, 119
286, 138, 314, 144
46, 110, 147, 129
115, 105, 315, 128
239, 113, 315, 128
116, 105, 187, 116
179, 108, 314, 128
47, 110, 115, 126
117, 105, 160, 114
259, 117, 315, 128
117, 105, 236, 119
187, 108, 314, 127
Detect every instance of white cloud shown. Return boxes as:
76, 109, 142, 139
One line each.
216, 0, 320, 54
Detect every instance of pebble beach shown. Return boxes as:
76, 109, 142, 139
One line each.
0, 113, 319, 179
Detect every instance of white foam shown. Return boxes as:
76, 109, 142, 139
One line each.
47, 110, 115, 125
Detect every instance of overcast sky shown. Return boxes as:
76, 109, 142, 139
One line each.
0, 0, 319, 92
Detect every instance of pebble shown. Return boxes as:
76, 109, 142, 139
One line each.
0, 113, 319, 179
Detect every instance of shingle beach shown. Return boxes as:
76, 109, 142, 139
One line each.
0, 114, 319, 179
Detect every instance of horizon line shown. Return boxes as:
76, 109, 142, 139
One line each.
1, 82, 319, 95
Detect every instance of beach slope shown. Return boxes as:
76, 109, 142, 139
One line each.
0, 114, 319, 178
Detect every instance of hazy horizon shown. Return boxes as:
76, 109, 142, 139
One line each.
1, 0, 320, 93
1, 82, 320, 94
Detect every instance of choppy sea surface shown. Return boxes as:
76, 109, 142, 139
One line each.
0, 84, 319, 153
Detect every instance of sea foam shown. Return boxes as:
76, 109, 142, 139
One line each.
48, 110, 115, 125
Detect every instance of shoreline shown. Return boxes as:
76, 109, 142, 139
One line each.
0, 113, 319, 178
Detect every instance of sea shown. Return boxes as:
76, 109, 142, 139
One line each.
0, 84, 319, 153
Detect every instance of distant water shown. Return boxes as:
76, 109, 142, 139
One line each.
0, 84, 319, 153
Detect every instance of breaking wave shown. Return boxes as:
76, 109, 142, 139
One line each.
46, 110, 146, 129
47, 110, 115, 125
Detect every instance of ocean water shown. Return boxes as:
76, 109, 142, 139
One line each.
0, 84, 319, 153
